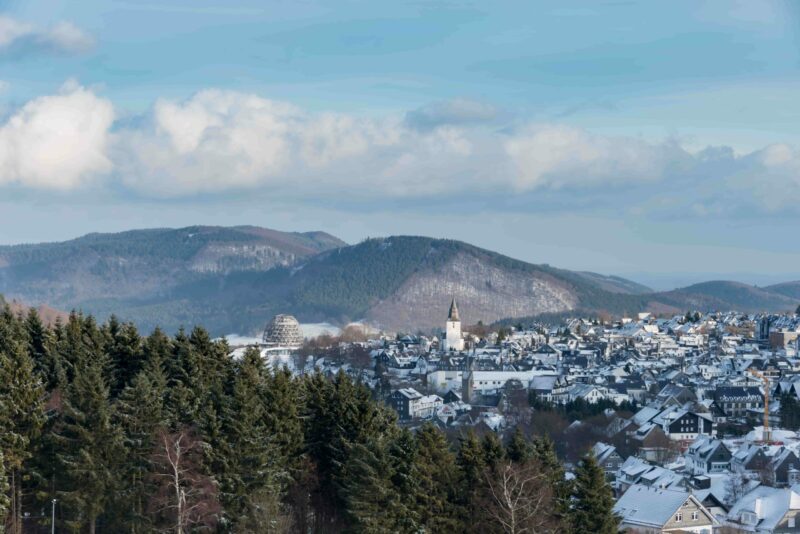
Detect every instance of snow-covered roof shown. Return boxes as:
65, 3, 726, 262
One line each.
614, 485, 706, 528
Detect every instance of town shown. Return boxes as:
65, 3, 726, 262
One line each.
241, 301, 800, 533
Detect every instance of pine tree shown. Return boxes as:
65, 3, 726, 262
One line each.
263, 367, 303, 472
222, 348, 284, 528
302, 370, 396, 527
571, 453, 618, 534
457, 429, 486, 523
103, 316, 144, 398
482, 432, 505, 468
55, 349, 123, 534
0, 336, 46, 534
342, 438, 402, 532
0, 449, 9, 532
113, 365, 168, 532
412, 423, 464, 532
780, 393, 800, 431
387, 429, 420, 532
24, 309, 59, 390
505, 426, 532, 464
533, 434, 572, 523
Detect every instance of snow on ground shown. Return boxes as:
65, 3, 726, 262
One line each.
221, 322, 342, 347
301, 322, 341, 338
223, 334, 262, 346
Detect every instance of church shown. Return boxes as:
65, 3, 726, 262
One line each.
443, 298, 465, 351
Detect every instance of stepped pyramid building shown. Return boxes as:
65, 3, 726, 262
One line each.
262, 314, 303, 348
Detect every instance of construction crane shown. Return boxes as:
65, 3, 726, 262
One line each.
747, 368, 771, 443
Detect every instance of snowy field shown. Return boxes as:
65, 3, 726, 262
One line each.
221, 322, 342, 347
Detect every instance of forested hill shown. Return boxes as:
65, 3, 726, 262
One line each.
2, 229, 799, 334
0, 309, 618, 532
61, 236, 656, 334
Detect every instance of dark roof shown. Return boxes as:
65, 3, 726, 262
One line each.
448, 298, 460, 322
713, 386, 763, 401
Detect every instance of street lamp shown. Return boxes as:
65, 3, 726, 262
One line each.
51, 499, 57, 534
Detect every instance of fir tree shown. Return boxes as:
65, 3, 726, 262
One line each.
412, 423, 464, 532
342, 438, 403, 532
0, 336, 46, 534
24, 309, 59, 389
482, 432, 505, 468
103, 316, 144, 398
533, 434, 572, 523
112, 366, 168, 532
457, 429, 486, 523
0, 449, 9, 532
263, 367, 303, 472
387, 429, 420, 532
222, 348, 284, 527
505, 426, 532, 464
55, 349, 123, 534
780, 393, 800, 431
570, 453, 618, 534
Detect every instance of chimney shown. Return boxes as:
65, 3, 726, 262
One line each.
754, 497, 763, 518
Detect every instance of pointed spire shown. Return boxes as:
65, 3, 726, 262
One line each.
448, 298, 460, 322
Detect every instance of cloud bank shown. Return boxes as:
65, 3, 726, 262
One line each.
2, 82, 800, 217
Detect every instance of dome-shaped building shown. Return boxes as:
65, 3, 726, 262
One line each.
262, 314, 303, 348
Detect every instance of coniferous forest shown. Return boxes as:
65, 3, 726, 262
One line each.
0, 306, 617, 533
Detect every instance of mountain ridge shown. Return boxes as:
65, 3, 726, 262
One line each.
1, 228, 798, 334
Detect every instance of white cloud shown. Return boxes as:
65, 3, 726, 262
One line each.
0, 80, 9, 93
505, 124, 687, 190
44, 21, 94, 53
6, 83, 800, 217
0, 81, 114, 189
116, 89, 478, 196
0, 16, 32, 48
0, 15, 94, 55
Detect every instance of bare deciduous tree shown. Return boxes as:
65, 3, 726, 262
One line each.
724, 472, 750, 508
480, 461, 558, 534
149, 428, 220, 534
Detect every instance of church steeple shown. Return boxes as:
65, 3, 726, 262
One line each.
448, 298, 460, 322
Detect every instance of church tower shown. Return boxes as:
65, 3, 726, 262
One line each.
444, 298, 464, 351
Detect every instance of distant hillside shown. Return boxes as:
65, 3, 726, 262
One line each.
0, 294, 68, 326
50, 236, 651, 334
651, 281, 799, 314
574, 272, 652, 295
0, 225, 345, 325
2, 229, 798, 334
766, 281, 800, 301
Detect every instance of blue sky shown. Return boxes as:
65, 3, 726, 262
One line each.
2, 0, 800, 288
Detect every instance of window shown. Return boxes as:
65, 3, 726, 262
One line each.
675, 513, 682, 522
692, 511, 698, 521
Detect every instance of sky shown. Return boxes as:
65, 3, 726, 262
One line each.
1, 0, 800, 289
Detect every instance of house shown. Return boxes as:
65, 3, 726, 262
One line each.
714, 386, 764, 419
593, 442, 624, 481
614, 484, 716, 533
768, 447, 800, 487
725, 486, 800, 532
567, 383, 614, 404
731, 444, 770, 476
387, 388, 442, 420
630, 423, 674, 463
685, 436, 731, 475
388, 388, 421, 420
651, 408, 714, 443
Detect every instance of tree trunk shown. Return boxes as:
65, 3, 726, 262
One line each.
10, 469, 17, 534
89, 515, 96, 534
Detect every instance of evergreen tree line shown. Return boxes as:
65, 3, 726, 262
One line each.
0, 307, 617, 533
